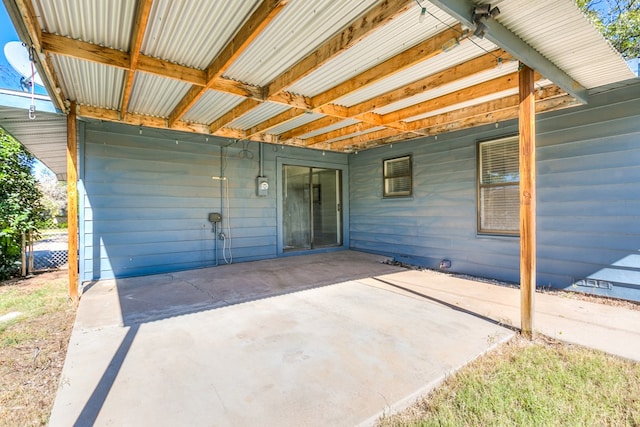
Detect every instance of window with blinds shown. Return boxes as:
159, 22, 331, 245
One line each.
383, 155, 412, 197
478, 136, 519, 235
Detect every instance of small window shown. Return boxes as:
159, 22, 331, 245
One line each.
383, 155, 412, 197
478, 136, 519, 235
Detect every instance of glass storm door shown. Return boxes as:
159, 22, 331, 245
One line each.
282, 165, 342, 251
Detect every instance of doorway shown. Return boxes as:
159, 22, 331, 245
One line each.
282, 165, 342, 251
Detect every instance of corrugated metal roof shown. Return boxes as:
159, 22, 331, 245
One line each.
227, 102, 291, 130
7, 0, 639, 155
287, 5, 458, 97
224, 0, 377, 86
299, 118, 361, 139
405, 78, 554, 122
325, 125, 386, 144
495, 0, 636, 89
374, 60, 519, 114
334, 37, 499, 107
51, 56, 125, 110
267, 111, 325, 135
142, 0, 260, 70
128, 73, 192, 117
33, 0, 134, 51
182, 90, 246, 124
0, 107, 67, 179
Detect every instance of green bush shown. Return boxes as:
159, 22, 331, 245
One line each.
0, 131, 46, 280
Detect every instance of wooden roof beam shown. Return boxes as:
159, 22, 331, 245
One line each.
329, 128, 402, 151
380, 71, 541, 124
208, 99, 262, 133
7, 0, 66, 110
430, 0, 589, 104
305, 122, 379, 147
348, 49, 508, 117
245, 107, 306, 137
120, 0, 153, 120
311, 24, 462, 107
405, 85, 566, 131
265, 0, 413, 98
40, 32, 264, 99
278, 116, 344, 140
168, 0, 289, 127
261, 25, 466, 143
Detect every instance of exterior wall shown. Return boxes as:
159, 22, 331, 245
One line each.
349, 82, 640, 301
79, 121, 348, 281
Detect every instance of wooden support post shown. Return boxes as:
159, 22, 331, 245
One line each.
67, 102, 79, 302
518, 63, 536, 338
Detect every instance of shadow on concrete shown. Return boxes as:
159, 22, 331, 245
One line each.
372, 277, 519, 332
73, 325, 139, 427
71, 251, 403, 426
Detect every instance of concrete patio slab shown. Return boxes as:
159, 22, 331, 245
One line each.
366, 269, 640, 362
49, 251, 513, 426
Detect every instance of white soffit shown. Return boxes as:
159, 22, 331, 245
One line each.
51, 56, 125, 110
33, 0, 135, 51
128, 73, 192, 118
374, 60, 519, 115
0, 108, 67, 179
182, 91, 246, 125
142, 0, 260, 70
224, 0, 377, 87
494, 0, 636, 88
334, 37, 499, 107
286, 5, 458, 97
227, 102, 291, 130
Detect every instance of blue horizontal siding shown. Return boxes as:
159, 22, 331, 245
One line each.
79, 121, 347, 281
349, 82, 640, 301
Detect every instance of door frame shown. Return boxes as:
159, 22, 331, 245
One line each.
276, 157, 350, 256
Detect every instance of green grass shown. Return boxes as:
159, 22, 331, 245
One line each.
378, 337, 640, 427
0, 278, 69, 343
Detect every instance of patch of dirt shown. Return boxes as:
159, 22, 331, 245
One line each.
0, 270, 76, 427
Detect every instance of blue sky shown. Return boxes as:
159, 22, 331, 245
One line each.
0, 3, 48, 95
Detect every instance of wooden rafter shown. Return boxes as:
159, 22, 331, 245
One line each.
347, 49, 508, 117
265, 0, 414, 98
246, 107, 305, 136
406, 85, 566, 131
40, 32, 266, 99
415, 94, 576, 136
209, 99, 262, 133
257, 27, 481, 143
329, 127, 401, 151
380, 71, 540, 125
311, 25, 462, 108
305, 122, 377, 146
279, 116, 344, 140
167, 0, 289, 126
12, 0, 586, 153
12, 0, 66, 110
120, 0, 153, 120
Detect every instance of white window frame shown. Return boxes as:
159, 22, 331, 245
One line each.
477, 135, 520, 235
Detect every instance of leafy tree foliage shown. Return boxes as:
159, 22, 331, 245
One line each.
578, 0, 640, 58
36, 167, 67, 228
0, 130, 46, 279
